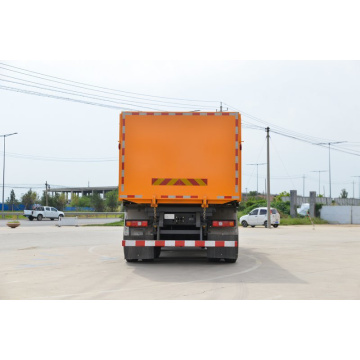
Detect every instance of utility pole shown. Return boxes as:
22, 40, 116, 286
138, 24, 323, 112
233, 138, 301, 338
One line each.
316, 142, 346, 199
310, 170, 327, 196
353, 180, 355, 199
45, 181, 49, 206
302, 174, 306, 197
266, 127, 271, 229
351, 176, 360, 199
1, 132, 18, 219
247, 163, 266, 195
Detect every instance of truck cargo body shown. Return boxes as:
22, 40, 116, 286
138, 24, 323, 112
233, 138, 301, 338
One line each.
119, 111, 241, 262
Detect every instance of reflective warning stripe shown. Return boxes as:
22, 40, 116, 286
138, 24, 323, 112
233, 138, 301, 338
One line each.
160, 195, 198, 199
122, 240, 237, 247
152, 178, 208, 186
235, 116, 239, 194
120, 195, 143, 198
123, 112, 239, 116
217, 196, 239, 199
121, 114, 126, 192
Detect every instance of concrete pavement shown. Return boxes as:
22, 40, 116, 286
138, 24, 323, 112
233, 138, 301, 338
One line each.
1, 224, 360, 299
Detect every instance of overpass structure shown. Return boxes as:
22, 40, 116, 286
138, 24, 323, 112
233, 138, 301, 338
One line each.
51, 186, 117, 201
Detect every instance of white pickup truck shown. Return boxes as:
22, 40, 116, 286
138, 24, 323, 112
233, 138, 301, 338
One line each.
24, 205, 65, 221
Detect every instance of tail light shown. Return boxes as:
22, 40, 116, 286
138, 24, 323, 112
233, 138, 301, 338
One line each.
212, 221, 235, 227
126, 221, 148, 227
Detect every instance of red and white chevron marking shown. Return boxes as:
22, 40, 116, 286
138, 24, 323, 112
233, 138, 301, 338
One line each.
122, 240, 238, 247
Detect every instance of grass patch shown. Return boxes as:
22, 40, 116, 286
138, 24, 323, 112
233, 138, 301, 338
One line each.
280, 217, 328, 226
85, 220, 124, 226
65, 213, 123, 219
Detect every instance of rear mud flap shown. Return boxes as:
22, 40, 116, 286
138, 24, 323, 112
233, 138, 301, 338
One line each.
207, 246, 238, 260
124, 246, 155, 260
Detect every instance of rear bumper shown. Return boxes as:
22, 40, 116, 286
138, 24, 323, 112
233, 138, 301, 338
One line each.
122, 240, 238, 247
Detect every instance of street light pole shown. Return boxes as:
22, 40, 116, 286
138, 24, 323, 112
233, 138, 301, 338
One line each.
351, 176, 360, 199
247, 163, 266, 195
310, 170, 327, 196
315, 142, 346, 198
1, 132, 18, 219
266, 127, 271, 229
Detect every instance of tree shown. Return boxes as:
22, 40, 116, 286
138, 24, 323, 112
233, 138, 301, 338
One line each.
248, 191, 258, 197
90, 192, 105, 212
105, 190, 119, 212
340, 189, 348, 199
6, 189, 19, 211
70, 194, 80, 207
78, 195, 92, 208
273, 191, 290, 202
39, 191, 67, 210
21, 189, 39, 210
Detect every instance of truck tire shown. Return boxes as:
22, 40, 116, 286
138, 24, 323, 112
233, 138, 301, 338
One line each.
225, 258, 237, 263
241, 220, 248, 228
37, 214, 43, 221
29, 216, 34, 221
208, 258, 221, 262
126, 259, 138, 263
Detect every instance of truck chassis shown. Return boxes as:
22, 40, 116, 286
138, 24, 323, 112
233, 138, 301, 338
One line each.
122, 201, 238, 262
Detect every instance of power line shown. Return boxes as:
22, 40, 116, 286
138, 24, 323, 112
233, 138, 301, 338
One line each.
0, 73, 217, 110
0, 151, 117, 162
224, 102, 337, 144
0, 78, 166, 111
0, 62, 220, 103
0, 85, 133, 111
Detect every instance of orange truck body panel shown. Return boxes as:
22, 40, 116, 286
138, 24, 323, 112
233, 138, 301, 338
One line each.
118, 112, 241, 205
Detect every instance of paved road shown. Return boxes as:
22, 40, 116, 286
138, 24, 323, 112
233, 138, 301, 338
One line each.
0, 218, 118, 227
1, 224, 360, 299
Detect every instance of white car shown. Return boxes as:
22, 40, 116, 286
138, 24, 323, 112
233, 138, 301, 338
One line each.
240, 207, 280, 228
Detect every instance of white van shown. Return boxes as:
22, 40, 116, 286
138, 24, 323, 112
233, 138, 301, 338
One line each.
240, 207, 280, 228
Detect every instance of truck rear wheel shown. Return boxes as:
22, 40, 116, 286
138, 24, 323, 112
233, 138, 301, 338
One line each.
37, 214, 43, 221
29, 216, 34, 221
126, 259, 138, 263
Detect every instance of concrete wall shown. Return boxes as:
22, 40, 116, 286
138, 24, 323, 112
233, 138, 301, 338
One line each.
281, 196, 360, 206
282, 196, 332, 205
320, 206, 360, 224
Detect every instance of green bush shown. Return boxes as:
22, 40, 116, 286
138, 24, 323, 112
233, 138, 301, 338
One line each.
271, 201, 290, 215
315, 203, 323, 217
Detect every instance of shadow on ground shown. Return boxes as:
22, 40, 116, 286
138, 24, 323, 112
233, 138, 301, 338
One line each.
125, 247, 306, 285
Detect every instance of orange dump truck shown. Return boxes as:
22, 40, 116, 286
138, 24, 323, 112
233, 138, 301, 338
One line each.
119, 111, 241, 262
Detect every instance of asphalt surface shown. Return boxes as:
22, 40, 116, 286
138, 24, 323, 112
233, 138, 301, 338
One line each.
0, 218, 119, 227
1, 224, 360, 299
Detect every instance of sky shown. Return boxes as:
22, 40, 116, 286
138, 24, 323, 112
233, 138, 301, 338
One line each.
1, 60, 360, 201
